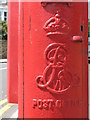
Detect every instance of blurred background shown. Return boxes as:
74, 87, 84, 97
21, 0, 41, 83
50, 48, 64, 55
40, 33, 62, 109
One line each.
0, 0, 7, 59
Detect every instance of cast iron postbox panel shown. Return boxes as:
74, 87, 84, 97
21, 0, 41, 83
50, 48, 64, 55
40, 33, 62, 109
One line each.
7, 2, 18, 103
18, 2, 88, 118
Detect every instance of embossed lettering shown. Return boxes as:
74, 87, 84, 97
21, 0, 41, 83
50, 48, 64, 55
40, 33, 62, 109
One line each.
38, 99, 43, 109
33, 99, 63, 110
33, 99, 37, 108
56, 100, 63, 108
43, 99, 49, 109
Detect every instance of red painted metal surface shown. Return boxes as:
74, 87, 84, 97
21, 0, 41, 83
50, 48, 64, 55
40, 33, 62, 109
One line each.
18, 2, 88, 118
7, 2, 18, 103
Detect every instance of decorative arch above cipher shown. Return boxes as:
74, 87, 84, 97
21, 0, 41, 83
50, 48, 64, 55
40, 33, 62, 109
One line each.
43, 11, 70, 36
36, 43, 72, 94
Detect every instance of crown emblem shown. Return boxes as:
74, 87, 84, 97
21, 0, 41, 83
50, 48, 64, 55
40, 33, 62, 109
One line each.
43, 11, 69, 36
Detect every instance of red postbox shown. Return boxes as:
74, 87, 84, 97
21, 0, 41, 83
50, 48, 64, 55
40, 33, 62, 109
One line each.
18, 2, 88, 118
7, 2, 19, 103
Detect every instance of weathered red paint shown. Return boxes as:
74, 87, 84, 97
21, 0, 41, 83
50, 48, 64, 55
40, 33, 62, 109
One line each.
7, 2, 18, 103
18, 2, 88, 118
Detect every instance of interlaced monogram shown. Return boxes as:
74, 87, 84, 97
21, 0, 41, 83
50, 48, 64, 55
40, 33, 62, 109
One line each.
36, 43, 72, 94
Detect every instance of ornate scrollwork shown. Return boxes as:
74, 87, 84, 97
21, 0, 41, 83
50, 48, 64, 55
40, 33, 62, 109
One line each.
36, 43, 72, 94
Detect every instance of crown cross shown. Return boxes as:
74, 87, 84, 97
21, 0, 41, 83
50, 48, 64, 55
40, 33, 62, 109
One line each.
43, 11, 69, 36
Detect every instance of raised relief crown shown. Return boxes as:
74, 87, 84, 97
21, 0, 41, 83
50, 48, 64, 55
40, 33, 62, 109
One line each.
43, 11, 69, 36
